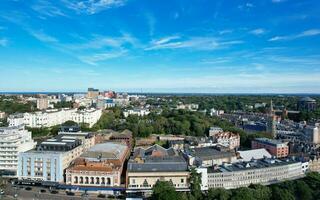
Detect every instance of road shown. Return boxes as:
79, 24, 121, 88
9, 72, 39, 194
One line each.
1, 184, 110, 200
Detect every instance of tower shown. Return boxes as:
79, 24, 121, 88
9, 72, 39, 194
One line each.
267, 100, 277, 138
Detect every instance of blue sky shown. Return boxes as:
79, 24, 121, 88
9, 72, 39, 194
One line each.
0, 0, 320, 93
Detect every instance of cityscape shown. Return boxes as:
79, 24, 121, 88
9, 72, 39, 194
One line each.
0, 0, 320, 200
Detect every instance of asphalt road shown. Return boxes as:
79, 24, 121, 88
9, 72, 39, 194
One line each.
2, 184, 110, 200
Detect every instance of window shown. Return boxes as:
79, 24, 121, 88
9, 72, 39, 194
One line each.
181, 179, 184, 183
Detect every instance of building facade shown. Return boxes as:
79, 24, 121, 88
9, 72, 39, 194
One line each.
8, 108, 102, 128
127, 145, 189, 193
66, 142, 129, 188
17, 133, 95, 183
207, 158, 305, 189
211, 132, 240, 150
252, 138, 289, 158
0, 126, 36, 173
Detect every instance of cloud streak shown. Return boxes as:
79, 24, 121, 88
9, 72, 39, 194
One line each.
269, 29, 320, 41
0, 38, 8, 47
62, 0, 126, 15
145, 36, 243, 51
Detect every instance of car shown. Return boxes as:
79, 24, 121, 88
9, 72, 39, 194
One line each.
97, 194, 106, 198
40, 189, 46, 193
66, 191, 75, 196
50, 190, 58, 194
25, 187, 32, 191
0, 190, 5, 195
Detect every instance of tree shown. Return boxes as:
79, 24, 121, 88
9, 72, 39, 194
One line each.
231, 187, 255, 200
189, 168, 202, 200
249, 184, 271, 200
207, 188, 231, 200
151, 181, 180, 200
295, 180, 313, 200
271, 187, 295, 200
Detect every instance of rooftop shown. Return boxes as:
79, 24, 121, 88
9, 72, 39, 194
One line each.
81, 142, 128, 161
254, 138, 287, 146
208, 158, 299, 173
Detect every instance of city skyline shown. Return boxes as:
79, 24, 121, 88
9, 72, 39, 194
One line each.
0, 0, 320, 93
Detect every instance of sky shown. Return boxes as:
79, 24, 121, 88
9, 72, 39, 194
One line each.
0, 0, 320, 93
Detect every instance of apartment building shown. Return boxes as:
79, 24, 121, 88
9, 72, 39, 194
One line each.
0, 126, 36, 174
8, 108, 102, 128
17, 132, 95, 183
207, 158, 306, 189
252, 138, 289, 158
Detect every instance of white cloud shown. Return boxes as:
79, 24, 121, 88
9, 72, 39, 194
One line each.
28, 30, 58, 43
219, 29, 233, 35
145, 36, 243, 51
63, 0, 126, 14
0, 38, 8, 47
272, 0, 286, 3
238, 3, 254, 10
269, 29, 320, 41
79, 50, 126, 65
65, 32, 138, 50
32, 0, 67, 18
249, 28, 266, 35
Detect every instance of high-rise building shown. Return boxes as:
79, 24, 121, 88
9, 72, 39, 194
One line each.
87, 88, 99, 99
0, 126, 36, 174
36, 97, 49, 110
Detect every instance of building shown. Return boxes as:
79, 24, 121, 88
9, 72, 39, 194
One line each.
87, 88, 100, 99
109, 130, 133, 148
123, 109, 150, 118
8, 108, 102, 128
176, 104, 199, 111
252, 138, 289, 158
0, 111, 6, 119
303, 126, 320, 144
208, 127, 223, 137
36, 97, 49, 110
211, 132, 240, 150
71, 108, 102, 127
127, 145, 189, 193
297, 97, 317, 112
17, 132, 95, 183
66, 142, 130, 189
0, 126, 36, 174
207, 158, 306, 189
237, 149, 272, 162
187, 146, 237, 167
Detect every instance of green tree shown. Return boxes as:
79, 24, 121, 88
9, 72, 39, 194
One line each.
207, 188, 231, 200
249, 184, 271, 200
189, 168, 202, 200
231, 187, 255, 200
294, 180, 313, 200
151, 181, 180, 200
271, 187, 295, 200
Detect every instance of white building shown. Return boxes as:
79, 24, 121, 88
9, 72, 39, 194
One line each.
207, 158, 305, 189
210, 108, 224, 116
17, 132, 95, 183
123, 109, 150, 118
209, 127, 223, 136
7, 108, 102, 128
71, 108, 102, 127
0, 111, 6, 119
0, 126, 36, 173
